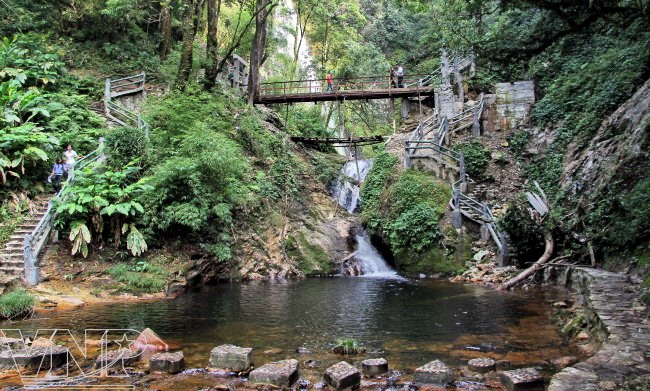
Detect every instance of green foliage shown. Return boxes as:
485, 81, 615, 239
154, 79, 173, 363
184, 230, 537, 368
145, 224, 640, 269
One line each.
499, 195, 545, 262
360, 152, 456, 274
453, 141, 490, 178
107, 259, 168, 293
105, 126, 149, 170
508, 130, 530, 158
56, 164, 151, 256
0, 289, 34, 319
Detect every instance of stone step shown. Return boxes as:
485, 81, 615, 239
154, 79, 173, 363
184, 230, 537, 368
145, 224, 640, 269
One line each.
1, 248, 23, 255
1, 260, 24, 268
0, 266, 23, 275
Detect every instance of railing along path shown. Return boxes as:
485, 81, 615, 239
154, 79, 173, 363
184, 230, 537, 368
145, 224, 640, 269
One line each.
24, 73, 149, 285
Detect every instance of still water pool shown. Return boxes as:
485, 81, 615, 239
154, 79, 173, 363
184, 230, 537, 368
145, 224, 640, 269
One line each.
12, 277, 576, 377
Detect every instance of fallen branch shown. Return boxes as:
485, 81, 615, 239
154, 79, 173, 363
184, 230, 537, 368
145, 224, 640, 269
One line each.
499, 231, 554, 290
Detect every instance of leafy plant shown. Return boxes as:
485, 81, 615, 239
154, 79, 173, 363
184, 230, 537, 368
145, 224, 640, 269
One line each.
453, 141, 490, 179
333, 338, 364, 355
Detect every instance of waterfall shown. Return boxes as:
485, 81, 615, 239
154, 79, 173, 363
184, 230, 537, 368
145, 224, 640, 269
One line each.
331, 159, 373, 214
354, 233, 400, 278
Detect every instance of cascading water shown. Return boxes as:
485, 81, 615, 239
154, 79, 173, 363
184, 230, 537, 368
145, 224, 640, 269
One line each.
331, 159, 373, 214
354, 233, 400, 278
331, 159, 401, 278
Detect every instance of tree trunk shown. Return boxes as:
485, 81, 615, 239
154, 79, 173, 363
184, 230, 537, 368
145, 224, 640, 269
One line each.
174, 0, 197, 91
159, 1, 172, 61
205, 0, 222, 88
499, 231, 554, 290
247, 0, 272, 105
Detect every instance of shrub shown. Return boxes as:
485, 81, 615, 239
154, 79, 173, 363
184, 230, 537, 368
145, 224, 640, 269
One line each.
453, 141, 490, 178
0, 289, 34, 319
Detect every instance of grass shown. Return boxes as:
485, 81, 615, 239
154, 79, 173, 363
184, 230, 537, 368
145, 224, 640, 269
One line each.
0, 289, 35, 319
107, 260, 169, 294
333, 338, 365, 354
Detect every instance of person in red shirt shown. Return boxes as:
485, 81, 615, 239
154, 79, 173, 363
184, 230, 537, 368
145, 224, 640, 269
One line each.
326, 71, 334, 92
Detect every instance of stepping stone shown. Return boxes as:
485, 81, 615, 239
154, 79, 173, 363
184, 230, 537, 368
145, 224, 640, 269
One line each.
249, 359, 298, 387
95, 349, 140, 368
414, 360, 454, 386
150, 351, 185, 374
362, 358, 388, 376
500, 368, 544, 391
209, 344, 253, 372
324, 361, 361, 390
0, 346, 69, 369
468, 357, 496, 373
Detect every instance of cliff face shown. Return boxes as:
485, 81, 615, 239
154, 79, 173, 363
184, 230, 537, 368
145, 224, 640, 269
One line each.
560, 79, 650, 261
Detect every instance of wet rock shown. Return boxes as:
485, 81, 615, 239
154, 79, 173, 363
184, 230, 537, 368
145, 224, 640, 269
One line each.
499, 368, 544, 391
296, 378, 312, 389
149, 351, 185, 374
552, 301, 568, 308
248, 358, 299, 387
324, 361, 361, 390
362, 358, 388, 376
468, 357, 496, 373
0, 346, 69, 368
413, 360, 454, 386
303, 359, 319, 368
296, 347, 313, 354
0, 337, 24, 350
495, 360, 512, 371
95, 349, 140, 369
314, 381, 326, 389
551, 356, 578, 369
209, 344, 253, 372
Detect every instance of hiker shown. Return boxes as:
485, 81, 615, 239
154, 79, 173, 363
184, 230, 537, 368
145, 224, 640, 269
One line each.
227, 62, 235, 88
326, 71, 334, 92
64, 144, 81, 180
48, 157, 65, 193
389, 66, 397, 88
396, 64, 404, 88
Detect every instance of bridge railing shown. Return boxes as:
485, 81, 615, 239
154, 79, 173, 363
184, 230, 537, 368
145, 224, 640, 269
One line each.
259, 74, 436, 96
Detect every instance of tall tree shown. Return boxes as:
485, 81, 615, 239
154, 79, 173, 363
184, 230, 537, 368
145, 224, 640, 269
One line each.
204, 0, 222, 88
247, 0, 276, 104
160, 1, 172, 61
174, 0, 199, 91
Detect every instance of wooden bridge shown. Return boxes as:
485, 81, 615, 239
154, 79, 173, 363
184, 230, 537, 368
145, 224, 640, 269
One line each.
254, 74, 438, 104
291, 135, 384, 147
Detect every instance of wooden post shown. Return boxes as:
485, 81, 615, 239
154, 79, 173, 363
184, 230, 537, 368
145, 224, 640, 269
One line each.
104, 78, 111, 116
404, 141, 411, 168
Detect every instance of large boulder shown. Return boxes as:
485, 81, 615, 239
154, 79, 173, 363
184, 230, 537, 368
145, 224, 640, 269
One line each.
248, 359, 299, 387
209, 344, 253, 372
414, 360, 454, 386
468, 357, 496, 373
324, 361, 361, 390
0, 346, 69, 369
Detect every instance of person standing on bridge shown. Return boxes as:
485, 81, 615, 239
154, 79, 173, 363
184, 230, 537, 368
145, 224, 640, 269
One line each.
396, 64, 404, 88
390, 66, 397, 88
326, 71, 334, 92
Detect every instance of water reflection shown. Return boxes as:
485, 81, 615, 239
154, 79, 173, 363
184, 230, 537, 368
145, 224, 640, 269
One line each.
11, 279, 574, 370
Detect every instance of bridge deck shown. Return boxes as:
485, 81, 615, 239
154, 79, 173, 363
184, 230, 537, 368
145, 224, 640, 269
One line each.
291, 135, 384, 146
255, 86, 434, 104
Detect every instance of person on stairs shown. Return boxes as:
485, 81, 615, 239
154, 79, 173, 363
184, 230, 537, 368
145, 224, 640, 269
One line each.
326, 71, 334, 92
48, 157, 65, 194
396, 64, 404, 88
64, 144, 82, 181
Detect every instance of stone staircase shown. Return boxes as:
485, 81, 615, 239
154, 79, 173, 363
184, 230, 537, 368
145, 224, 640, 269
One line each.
0, 195, 50, 293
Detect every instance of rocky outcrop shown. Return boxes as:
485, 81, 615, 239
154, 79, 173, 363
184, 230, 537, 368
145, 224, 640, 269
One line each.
546, 266, 650, 390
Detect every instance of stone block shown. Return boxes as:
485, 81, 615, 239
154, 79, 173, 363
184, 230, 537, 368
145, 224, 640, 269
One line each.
468, 357, 496, 373
500, 368, 544, 391
209, 344, 253, 371
324, 361, 361, 390
362, 358, 388, 376
414, 360, 454, 386
0, 346, 69, 369
95, 349, 140, 369
150, 351, 185, 374
249, 359, 299, 387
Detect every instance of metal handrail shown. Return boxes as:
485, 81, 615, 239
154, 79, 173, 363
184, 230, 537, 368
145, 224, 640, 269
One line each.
260, 74, 435, 96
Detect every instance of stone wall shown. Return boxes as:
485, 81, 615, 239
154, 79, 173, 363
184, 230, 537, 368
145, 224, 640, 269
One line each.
482, 81, 535, 132
544, 266, 649, 390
